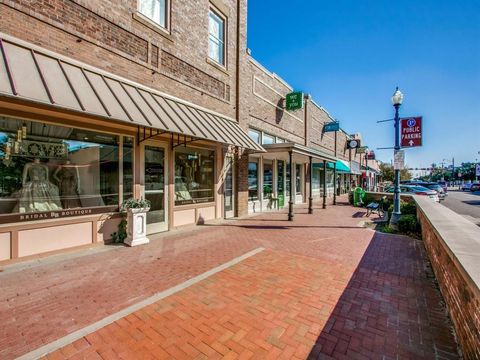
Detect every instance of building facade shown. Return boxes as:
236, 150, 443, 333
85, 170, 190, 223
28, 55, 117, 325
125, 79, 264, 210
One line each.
0, 0, 380, 263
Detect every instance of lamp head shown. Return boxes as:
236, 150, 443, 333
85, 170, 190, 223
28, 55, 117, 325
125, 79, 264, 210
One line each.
391, 87, 404, 106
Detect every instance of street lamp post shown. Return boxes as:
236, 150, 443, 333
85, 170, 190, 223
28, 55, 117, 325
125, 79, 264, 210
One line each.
390, 87, 403, 227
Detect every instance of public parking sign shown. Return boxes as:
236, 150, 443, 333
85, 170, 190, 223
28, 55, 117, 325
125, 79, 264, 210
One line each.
401, 117, 422, 147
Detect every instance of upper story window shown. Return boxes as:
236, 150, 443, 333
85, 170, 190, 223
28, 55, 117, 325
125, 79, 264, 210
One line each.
208, 9, 225, 65
248, 129, 261, 144
139, 0, 167, 28
262, 134, 275, 145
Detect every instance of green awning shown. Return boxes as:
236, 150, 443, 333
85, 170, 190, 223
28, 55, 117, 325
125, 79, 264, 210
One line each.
313, 160, 351, 173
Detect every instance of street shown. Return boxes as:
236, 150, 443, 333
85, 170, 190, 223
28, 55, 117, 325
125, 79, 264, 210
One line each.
441, 189, 480, 225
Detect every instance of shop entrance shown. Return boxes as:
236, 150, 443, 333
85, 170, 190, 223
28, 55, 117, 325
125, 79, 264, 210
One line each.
224, 156, 235, 218
143, 144, 168, 234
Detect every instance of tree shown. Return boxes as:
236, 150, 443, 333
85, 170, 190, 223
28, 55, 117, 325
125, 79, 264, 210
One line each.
379, 163, 394, 182
379, 162, 412, 182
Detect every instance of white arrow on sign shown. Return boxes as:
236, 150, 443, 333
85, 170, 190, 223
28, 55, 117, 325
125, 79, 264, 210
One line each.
409, 140, 414, 146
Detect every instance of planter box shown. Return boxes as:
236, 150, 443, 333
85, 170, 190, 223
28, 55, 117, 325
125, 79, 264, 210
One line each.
124, 208, 150, 247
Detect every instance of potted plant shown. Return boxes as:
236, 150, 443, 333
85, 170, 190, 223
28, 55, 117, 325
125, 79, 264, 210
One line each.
121, 197, 151, 247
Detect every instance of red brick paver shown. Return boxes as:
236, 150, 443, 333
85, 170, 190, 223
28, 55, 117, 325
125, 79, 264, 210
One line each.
0, 199, 459, 359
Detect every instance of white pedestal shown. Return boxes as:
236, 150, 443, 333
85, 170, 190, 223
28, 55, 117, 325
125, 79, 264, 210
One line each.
124, 208, 150, 247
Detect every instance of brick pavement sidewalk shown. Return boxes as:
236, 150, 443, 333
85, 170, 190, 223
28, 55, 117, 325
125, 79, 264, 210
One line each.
0, 199, 460, 359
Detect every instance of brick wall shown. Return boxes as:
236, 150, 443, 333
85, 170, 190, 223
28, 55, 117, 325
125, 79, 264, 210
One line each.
0, 0, 238, 116
416, 201, 480, 359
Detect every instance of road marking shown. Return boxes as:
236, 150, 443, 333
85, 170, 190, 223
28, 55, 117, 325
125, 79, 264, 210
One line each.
16, 247, 265, 360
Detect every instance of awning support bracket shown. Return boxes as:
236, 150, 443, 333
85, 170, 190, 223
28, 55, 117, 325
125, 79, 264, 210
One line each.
137, 126, 167, 145
171, 134, 199, 149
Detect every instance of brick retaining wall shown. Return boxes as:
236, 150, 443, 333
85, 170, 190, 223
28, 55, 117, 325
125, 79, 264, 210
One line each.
415, 196, 480, 359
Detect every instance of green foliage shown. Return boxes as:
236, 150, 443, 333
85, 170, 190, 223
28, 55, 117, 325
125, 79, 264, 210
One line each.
379, 163, 412, 182
387, 200, 416, 220
401, 202, 417, 215
111, 219, 127, 243
398, 214, 420, 234
121, 197, 151, 211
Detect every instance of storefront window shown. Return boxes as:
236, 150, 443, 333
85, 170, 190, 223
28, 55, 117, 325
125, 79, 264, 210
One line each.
122, 137, 134, 202
0, 117, 124, 217
296, 164, 302, 195
263, 160, 273, 198
286, 162, 291, 194
174, 147, 215, 205
248, 160, 258, 200
312, 167, 321, 194
277, 161, 284, 194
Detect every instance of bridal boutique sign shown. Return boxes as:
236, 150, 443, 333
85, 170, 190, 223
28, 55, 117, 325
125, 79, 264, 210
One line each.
0, 206, 118, 224
16, 140, 68, 159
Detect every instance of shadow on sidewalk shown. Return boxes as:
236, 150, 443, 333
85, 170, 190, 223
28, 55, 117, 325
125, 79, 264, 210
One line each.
201, 223, 363, 230
306, 231, 459, 359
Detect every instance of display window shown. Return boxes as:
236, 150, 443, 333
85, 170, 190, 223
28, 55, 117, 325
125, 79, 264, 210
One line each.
263, 159, 273, 198
174, 147, 215, 206
248, 160, 258, 200
296, 164, 302, 195
0, 116, 132, 221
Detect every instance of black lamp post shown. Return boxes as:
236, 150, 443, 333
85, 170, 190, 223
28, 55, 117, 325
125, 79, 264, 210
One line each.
390, 87, 404, 226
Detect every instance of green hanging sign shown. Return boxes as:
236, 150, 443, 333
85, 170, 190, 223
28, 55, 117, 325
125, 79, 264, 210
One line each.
285, 92, 304, 111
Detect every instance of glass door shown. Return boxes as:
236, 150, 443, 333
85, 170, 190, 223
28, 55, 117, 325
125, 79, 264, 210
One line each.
144, 145, 167, 234
224, 156, 235, 218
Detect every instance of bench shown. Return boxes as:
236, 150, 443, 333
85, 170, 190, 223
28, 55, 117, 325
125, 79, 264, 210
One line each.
366, 196, 386, 218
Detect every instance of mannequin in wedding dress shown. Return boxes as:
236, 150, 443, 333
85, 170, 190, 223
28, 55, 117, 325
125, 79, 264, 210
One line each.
54, 160, 81, 208
15, 158, 62, 213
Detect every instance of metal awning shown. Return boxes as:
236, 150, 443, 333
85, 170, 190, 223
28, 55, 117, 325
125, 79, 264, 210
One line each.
0, 33, 264, 152
262, 142, 337, 162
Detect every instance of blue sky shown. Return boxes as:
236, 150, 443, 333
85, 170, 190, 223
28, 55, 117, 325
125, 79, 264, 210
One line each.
247, 0, 480, 169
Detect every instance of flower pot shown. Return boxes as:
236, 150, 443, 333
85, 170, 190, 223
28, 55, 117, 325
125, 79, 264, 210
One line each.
124, 207, 150, 247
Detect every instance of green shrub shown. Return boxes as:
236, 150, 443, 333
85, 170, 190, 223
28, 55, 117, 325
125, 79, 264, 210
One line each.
401, 202, 417, 215
398, 214, 420, 234
111, 219, 127, 243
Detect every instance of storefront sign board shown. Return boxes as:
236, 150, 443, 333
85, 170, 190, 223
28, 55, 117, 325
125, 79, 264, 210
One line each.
285, 92, 304, 111
323, 122, 340, 132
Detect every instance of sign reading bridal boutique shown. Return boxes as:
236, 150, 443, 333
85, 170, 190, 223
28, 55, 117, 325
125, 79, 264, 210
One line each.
17, 140, 68, 159
0, 206, 118, 224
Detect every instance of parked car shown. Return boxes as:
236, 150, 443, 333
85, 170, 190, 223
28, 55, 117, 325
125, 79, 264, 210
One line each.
437, 181, 448, 193
462, 183, 473, 191
406, 181, 446, 201
385, 185, 440, 202
471, 183, 480, 192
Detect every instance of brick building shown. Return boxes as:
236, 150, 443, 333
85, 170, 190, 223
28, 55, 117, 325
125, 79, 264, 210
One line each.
0, 0, 379, 263
237, 55, 380, 216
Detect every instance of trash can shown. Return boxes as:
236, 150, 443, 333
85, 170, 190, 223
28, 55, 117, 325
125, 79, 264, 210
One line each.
353, 187, 365, 207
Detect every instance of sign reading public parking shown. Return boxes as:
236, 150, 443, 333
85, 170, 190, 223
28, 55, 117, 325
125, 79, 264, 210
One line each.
401, 116, 422, 148
285, 91, 304, 111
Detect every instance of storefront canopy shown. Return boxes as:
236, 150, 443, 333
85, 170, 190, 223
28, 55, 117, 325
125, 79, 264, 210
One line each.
262, 143, 337, 162
324, 159, 351, 173
0, 33, 264, 152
